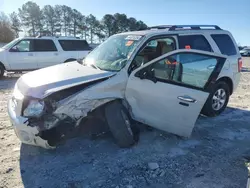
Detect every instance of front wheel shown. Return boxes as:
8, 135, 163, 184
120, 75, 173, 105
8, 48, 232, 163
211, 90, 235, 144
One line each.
201, 81, 230, 117
0, 64, 5, 78
105, 101, 139, 148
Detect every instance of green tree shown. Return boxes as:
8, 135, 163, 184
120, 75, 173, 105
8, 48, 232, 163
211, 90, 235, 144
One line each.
42, 5, 57, 35
54, 5, 63, 35
60, 5, 72, 36
114, 13, 129, 33
71, 9, 83, 37
9, 12, 22, 37
102, 14, 118, 37
86, 14, 100, 43
18, 1, 43, 36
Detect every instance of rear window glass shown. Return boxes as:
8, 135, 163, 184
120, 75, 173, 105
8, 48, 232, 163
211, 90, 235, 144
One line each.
59, 40, 90, 51
211, 34, 237, 56
179, 35, 212, 52
34, 39, 57, 52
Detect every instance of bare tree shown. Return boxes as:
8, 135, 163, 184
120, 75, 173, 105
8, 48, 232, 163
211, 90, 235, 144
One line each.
9, 12, 22, 37
0, 12, 15, 43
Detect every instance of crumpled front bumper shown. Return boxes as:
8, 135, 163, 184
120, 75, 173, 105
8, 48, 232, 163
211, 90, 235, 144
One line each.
7, 99, 54, 149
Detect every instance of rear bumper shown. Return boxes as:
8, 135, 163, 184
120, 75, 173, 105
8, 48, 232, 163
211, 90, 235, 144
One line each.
233, 72, 241, 92
7, 99, 54, 149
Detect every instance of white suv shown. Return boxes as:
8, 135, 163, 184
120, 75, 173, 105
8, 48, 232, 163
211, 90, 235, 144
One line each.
8, 25, 242, 149
0, 36, 91, 77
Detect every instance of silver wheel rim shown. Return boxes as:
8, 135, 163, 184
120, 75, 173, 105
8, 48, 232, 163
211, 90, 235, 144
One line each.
121, 110, 133, 136
212, 88, 226, 111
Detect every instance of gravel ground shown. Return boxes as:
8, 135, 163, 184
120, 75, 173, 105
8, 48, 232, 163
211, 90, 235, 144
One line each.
1, 58, 250, 188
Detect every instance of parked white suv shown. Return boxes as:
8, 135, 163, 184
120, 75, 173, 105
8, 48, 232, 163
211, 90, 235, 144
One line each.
0, 36, 91, 77
8, 25, 242, 149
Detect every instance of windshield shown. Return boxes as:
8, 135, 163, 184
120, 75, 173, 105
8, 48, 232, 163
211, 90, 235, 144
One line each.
84, 34, 143, 72
2, 38, 20, 49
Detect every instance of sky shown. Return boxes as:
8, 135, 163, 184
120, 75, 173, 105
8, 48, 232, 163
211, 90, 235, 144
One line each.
0, 0, 249, 45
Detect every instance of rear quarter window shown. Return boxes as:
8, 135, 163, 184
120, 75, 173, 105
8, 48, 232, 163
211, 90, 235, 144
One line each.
59, 40, 90, 51
211, 34, 237, 56
179, 35, 212, 52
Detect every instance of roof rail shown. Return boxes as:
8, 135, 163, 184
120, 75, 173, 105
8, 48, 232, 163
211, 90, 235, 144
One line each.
149, 25, 222, 31
149, 25, 173, 30
36, 35, 80, 39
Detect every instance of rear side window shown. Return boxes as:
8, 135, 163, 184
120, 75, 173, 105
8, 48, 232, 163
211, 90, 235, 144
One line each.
34, 39, 57, 52
211, 34, 237, 56
179, 35, 212, 52
59, 40, 90, 51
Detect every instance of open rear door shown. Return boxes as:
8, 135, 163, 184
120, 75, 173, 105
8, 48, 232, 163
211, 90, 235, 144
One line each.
125, 49, 226, 137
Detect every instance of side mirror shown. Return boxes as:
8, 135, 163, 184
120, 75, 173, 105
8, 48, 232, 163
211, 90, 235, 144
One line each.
9, 47, 19, 52
138, 68, 157, 83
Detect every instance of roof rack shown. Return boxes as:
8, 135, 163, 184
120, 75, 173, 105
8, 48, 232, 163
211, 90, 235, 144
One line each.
149, 25, 222, 31
36, 35, 80, 39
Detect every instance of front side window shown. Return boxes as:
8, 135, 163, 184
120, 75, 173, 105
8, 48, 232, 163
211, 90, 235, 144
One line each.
83, 34, 143, 71
152, 53, 218, 88
10, 39, 33, 52
34, 39, 57, 52
132, 37, 176, 70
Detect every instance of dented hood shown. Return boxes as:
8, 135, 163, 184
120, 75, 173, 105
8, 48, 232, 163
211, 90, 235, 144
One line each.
16, 61, 116, 98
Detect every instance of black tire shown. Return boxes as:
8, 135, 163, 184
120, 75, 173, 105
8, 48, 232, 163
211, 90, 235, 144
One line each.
105, 100, 138, 148
201, 81, 230, 117
0, 64, 5, 78
64, 59, 76, 63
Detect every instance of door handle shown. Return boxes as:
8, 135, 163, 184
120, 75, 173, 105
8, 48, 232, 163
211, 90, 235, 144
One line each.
177, 95, 197, 103
28, 53, 33, 56
54, 53, 59, 56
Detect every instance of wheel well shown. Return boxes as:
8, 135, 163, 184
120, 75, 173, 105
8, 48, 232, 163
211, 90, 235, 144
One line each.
64, 58, 76, 63
0, 62, 6, 70
217, 77, 233, 95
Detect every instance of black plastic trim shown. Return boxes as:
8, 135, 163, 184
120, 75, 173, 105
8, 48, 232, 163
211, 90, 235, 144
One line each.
135, 51, 226, 92
128, 34, 178, 75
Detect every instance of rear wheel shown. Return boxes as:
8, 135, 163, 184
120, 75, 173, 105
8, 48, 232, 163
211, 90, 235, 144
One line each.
105, 101, 139, 148
202, 81, 230, 117
64, 59, 76, 63
0, 64, 5, 78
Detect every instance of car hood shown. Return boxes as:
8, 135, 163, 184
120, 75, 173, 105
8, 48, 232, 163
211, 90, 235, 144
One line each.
16, 61, 116, 98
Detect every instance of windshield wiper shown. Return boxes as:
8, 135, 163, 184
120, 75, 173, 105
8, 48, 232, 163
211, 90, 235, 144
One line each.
90, 64, 100, 70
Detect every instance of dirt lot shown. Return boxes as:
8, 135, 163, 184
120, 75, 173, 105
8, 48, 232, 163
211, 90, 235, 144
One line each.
0, 58, 250, 188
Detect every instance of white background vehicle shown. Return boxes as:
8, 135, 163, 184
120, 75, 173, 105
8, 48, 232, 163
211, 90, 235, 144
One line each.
0, 36, 92, 77
240, 48, 250, 56
8, 25, 242, 148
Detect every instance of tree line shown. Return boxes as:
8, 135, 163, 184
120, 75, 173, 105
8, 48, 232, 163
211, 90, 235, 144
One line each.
0, 1, 148, 43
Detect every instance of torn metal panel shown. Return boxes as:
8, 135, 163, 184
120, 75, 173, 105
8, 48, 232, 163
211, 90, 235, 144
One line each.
16, 62, 116, 99
54, 70, 128, 119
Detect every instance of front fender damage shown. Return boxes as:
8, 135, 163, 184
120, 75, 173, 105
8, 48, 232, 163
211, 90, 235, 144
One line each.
24, 71, 127, 148
27, 98, 115, 148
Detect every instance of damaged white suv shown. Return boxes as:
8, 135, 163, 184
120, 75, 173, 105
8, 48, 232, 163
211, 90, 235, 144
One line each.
8, 25, 242, 149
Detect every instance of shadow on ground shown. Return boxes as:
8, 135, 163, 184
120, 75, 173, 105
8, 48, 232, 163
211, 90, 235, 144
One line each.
0, 74, 20, 90
242, 67, 250, 73
19, 107, 250, 188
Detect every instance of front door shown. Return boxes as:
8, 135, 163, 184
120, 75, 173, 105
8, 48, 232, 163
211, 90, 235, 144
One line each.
7, 39, 38, 70
125, 49, 226, 137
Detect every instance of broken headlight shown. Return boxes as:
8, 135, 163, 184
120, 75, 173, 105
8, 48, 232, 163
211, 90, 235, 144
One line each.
13, 84, 24, 100
23, 100, 45, 118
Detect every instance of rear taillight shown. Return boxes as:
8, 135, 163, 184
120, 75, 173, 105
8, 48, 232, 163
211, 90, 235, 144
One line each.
238, 58, 242, 72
